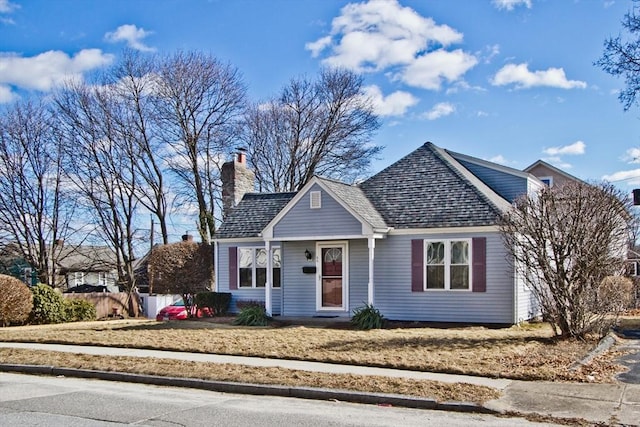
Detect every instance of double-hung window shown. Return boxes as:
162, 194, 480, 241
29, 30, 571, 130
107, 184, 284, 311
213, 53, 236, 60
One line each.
98, 272, 108, 286
425, 239, 470, 290
238, 247, 281, 288
73, 272, 85, 286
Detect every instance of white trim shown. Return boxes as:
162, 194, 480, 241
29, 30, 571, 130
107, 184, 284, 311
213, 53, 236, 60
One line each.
265, 240, 272, 316
390, 226, 499, 235
263, 234, 370, 242
213, 237, 265, 244
316, 241, 349, 312
214, 241, 219, 292
310, 191, 321, 209
423, 238, 472, 291
236, 246, 281, 289
539, 176, 554, 187
261, 177, 387, 241
367, 237, 375, 306
431, 145, 512, 213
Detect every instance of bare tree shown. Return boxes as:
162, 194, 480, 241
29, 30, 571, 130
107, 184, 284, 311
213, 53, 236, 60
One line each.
242, 68, 382, 192
153, 51, 246, 243
500, 181, 634, 338
108, 50, 171, 245
0, 100, 74, 286
596, 1, 640, 111
55, 81, 141, 315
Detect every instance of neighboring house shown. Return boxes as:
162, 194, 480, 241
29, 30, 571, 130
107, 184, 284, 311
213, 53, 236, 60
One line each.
524, 159, 582, 187
0, 242, 37, 285
214, 142, 548, 324
55, 244, 119, 292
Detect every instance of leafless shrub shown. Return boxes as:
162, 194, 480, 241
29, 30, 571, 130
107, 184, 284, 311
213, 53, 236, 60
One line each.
500, 181, 634, 339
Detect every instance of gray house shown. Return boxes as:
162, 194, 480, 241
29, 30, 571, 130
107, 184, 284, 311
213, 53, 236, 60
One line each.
214, 142, 544, 324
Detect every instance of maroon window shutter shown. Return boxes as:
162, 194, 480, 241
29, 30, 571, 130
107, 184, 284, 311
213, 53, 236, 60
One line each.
228, 247, 238, 290
472, 237, 486, 292
411, 239, 424, 292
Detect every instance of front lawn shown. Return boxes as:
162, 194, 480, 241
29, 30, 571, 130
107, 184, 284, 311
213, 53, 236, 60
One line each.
0, 318, 624, 382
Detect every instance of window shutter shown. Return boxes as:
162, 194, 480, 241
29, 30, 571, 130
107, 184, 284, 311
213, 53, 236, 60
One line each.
229, 247, 238, 290
472, 237, 486, 292
411, 239, 424, 292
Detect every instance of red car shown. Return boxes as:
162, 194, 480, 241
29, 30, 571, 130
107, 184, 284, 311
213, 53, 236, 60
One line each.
155, 300, 211, 321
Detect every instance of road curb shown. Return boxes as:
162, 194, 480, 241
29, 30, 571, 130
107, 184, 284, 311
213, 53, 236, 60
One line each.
0, 363, 497, 414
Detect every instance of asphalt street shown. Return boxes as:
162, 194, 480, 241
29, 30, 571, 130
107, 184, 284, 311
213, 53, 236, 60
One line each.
0, 373, 558, 426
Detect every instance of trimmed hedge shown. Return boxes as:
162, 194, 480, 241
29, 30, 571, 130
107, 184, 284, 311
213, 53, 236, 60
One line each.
0, 274, 33, 326
30, 284, 67, 324
64, 298, 97, 322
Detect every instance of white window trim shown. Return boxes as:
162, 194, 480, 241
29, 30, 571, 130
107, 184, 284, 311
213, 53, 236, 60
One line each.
310, 191, 321, 209
539, 176, 553, 187
423, 239, 472, 291
238, 246, 281, 289
73, 272, 85, 286
316, 241, 349, 312
98, 272, 108, 286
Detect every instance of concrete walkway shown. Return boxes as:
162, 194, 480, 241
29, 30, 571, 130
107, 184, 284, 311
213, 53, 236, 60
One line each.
1, 342, 639, 425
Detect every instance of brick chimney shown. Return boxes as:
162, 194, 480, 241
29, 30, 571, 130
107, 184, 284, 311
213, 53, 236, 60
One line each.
181, 234, 193, 242
221, 148, 255, 220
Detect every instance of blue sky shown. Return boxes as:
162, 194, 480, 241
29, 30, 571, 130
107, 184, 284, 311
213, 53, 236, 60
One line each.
1, 0, 639, 191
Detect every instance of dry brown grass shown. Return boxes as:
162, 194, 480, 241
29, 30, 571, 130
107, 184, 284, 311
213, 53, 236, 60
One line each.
0, 318, 625, 382
0, 348, 500, 404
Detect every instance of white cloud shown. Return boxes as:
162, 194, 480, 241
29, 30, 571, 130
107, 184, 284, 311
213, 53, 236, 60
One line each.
400, 49, 478, 90
602, 169, 640, 185
0, 84, 17, 103
491, 63, 587, 89
422, 102, 455, 120
105, 24, 155, 52
306, 0, 476, 90
543, 141, 586, 156
0, 49, 114, 101
362, 85, 418, 117
623, 148, 640, 164
488, 155, 508, 165
492, 0, 532, 11
0, 0, 19, 13
542, 156, 572, 169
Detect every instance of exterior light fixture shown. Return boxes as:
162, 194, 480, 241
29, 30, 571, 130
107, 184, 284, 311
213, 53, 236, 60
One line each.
305, 249, 312, 260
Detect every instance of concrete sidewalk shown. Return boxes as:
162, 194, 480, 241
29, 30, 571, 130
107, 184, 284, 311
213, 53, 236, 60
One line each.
1, 342, 639, 425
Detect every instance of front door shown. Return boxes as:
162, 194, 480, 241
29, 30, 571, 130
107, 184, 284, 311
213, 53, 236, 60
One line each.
317, 242, 348, 311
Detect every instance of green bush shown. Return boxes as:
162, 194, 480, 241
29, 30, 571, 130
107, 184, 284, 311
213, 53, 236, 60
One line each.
0, 274, 33, 326
233, 305, 270, 326
30, 284, 66, 324
64, 298, 97, 322
351, 303, 385, 330
194, 292, 231, 316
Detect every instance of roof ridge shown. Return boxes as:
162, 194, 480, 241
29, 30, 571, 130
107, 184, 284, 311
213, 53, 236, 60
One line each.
428, 144, 511, 213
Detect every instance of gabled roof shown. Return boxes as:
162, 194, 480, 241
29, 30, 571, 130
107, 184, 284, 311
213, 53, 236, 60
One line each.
359, 142, 510, 229
524, 159, 583, 183
215, 192, 296, 239
57, 245, 116, 272
315, 177, 388, 230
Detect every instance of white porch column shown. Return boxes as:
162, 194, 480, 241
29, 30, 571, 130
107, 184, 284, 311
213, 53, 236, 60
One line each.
265, 240, 272, 316
367, 237, 375, 306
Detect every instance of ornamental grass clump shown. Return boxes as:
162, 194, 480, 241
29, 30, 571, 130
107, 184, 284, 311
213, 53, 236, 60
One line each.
233, 305, 271, 326
351, 303, 384, 330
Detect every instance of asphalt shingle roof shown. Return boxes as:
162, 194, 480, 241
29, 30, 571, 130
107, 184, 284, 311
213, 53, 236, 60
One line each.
359, 142, 505, 229
215, 192, 296, 239
317, 178, 388, 230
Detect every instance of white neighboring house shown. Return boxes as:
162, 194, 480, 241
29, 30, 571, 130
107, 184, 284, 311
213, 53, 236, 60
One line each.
56, 244, 119, 292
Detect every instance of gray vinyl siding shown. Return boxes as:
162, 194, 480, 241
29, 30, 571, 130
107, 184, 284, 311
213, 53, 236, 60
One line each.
280, 240, 369, 317
273, 184, 362, 238
457, 159, 527, 203
374, 232, 515, 324
217, 241, 282, 315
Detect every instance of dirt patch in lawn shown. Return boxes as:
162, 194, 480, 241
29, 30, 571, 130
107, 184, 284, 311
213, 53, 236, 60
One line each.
0, 319, 626, 382
0, 348, 500, 404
